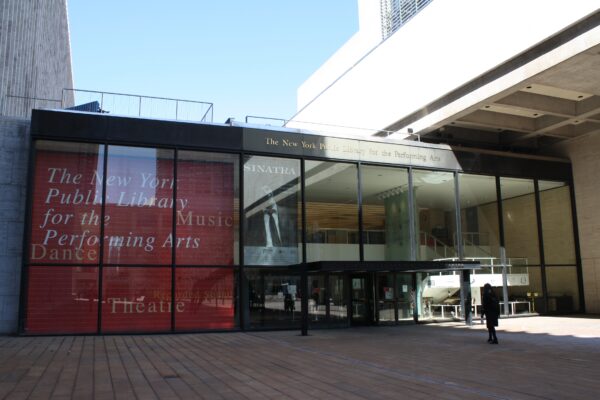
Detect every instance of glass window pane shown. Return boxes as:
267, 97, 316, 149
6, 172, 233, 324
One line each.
328, 274, 347, 326
305, 161, 359, 262
396, 273, 413, 320
546, 266, 580, 312
177, 151, 239, 265
459, 174, 500, 261
243, 156, 301, 265
102, 267, 172, 333
308, 274, 327, 326
472, 265, 543, 316
175, 267, 237, 330
30, 141, 104, 264
103, 146, 174, 265
500, 177, 539, 266
25, 266, 98, 334
377, 273, 396, 323
418, 271, 461, 319
413, 170, 457, 261
361, 166, 410, 261
246, 269, 302, 329
539, 181, 576, 265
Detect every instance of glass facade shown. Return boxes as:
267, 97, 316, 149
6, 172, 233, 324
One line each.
500, 177, 540, 266
245, 269, 302, 329
23, 137, 582, 334
539, 181, 576, 265
305, 161, 359, 262
499, 177, 544, 313
361, 165, 410, 261
243, 156, 301, 265
413, 170, 457, 261
25, 141, 239, 334
458, 174, 500, 260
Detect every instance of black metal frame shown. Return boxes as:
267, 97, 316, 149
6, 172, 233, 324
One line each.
18, 109, 584, 335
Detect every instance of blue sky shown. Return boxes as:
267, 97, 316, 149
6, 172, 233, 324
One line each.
67, 1, 358, 123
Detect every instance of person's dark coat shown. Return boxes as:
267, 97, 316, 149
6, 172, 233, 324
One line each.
482, 286, 500, 328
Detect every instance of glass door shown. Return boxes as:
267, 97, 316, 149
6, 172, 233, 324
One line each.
351, 274, 374, 325
377, 273, 396, 324
396, 273, 414, 321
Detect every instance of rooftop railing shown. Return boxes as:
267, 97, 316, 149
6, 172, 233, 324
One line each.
245, 115, 420, 141
62, 89, 214, 123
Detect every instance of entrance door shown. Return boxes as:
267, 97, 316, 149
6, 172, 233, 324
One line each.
350, 274, 374, 325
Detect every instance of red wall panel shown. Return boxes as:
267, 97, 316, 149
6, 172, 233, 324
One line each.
175, 268, 235, 330
101, 267, 171, 333
30, 150, 103, 264
103, 154, 174, 265
176, 161, 235, 265
26, 267, 98, 334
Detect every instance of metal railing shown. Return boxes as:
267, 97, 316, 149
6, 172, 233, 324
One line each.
380, 0, 434, 40
420, 231, 454, 259
62, 89, 214, 123
245, 115, 421, 141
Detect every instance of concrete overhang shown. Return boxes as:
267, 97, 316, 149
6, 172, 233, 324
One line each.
389, 12, 600, 150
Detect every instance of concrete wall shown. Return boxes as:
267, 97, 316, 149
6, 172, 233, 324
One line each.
291, 0, 600, 136
0, 0, 74, 118
555, 132, 600, 314
0, 117, 30, 334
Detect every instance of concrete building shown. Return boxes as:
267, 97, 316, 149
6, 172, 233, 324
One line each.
0, 0, 74, 117
290, 0, 600, 313
0, 0, 73, 333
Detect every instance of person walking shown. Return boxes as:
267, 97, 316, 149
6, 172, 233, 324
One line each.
482, 283, 500, 344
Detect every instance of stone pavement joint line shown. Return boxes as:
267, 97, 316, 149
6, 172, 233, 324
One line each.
245, 333, 511, 400
0, 316, 599, 399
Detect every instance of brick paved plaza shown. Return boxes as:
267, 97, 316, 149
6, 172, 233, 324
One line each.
1, 316, 599, 399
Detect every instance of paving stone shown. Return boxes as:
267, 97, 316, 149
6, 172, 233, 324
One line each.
0, 316, 599, 399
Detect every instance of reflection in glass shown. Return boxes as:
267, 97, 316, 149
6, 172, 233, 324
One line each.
413, 170, 457, 261
396, 273, 413, 320
30, 141, 104, 264
308, 275, 326, 326
246, 269, 302, 328
177, 151, 239, 265
546, 266, 579, 312
458, 174, 500, 260
104, 146, 175, 265
361, 166, 410, 261
243, 156, 301, 265
472, 265, 542, 316
101, 267, 172, 333
305, 161, 359, 262
418, 271, 461, 320
26, 266, 99, 334
328, 274, 347, 326
351, 274, 373, 324
175, 267, 236, 330
377, 273, 395, 322
500, 177, 539, 266
539, 181, 576, 265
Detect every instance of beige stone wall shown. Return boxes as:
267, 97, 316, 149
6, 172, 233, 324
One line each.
539, 185, 576, 265
554, 132, 600, 314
